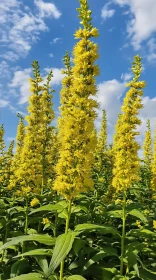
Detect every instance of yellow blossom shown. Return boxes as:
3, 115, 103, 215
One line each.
43, 218, 50, 225
115, 199, 122, 205
30, 198, 40, 207
136, 220, 142, 228
153, 220, 156, 229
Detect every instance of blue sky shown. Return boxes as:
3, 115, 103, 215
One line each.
0, 0, 156, 147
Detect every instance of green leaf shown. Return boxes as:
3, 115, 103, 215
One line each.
35, 256, 49, 275
30, 202, 67, 215
8, 273, 43, 280
74, 224, 119, 236
128, 229, 154, 238
88, 266, 118, 280
112, 276, 129, 280
58, 209, 68, 219
10, 259, 29, 277
0, 234, 55, 252
66, 276, 86, 280
73, 238, 86, 256
126, 242, 145, 254
46, 231, 76, 277
139, 268, 156, 280
83, 247, 118, 272
71, 205, 88, 214
128, 209, 148, 223
14, 249, 53, 258
127, 251, 139, 276
108, 210, 123, 219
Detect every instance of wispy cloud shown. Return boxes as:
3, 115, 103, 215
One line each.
9, 67, 63, 104
51, 37, 62, 44
114, 0, 156, 51
9, 68, 31, 104
101, 3, 116, 20
0, 99, 9, 108
0, 0, 62, 62
49, 53, 54, 58
34, 0, 61, 19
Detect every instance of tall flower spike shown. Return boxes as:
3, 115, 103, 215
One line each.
8, 114, 25, 191
0, 125, 6, 189
112, 55, 146, 193
151, 126, 156, 192
12, 61, 55, 196
143, 119, 153, 169
97, 109, 107, 153
53, 0, 100, 200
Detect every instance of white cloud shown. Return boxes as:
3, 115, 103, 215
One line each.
95, 79, 126, 142
10, 67, 63, 104
0, 52, 19, 62
147, 37, 156, 62
44, 68, 63, 86
34, 0, 61, 19
7, 137, 16, 142
114, 0, 156, 50
101, 3, 116, 20
49, 53, 54, 58
0, 61, 10, 79
9, 68, 31, 104
0, 99, 9, 108
0, 0, 61, 61
51, 37, 62, 44
121, 72, 132, 82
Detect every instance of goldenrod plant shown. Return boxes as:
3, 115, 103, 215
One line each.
54, 0, 99, 278
151, 126, 156, 193
112, 55, 146, 275
8, 114, 25, 192
143, 119, 153, 169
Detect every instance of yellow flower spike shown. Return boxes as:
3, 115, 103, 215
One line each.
151, 127, 156, 192
30, 198, 40, 207
153, 220, 156, 229
112, 56, 146, 193
143, 119, 153, 170
9, 61, 56, 196
53, 13, 99, 200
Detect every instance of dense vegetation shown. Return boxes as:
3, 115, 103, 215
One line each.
0, 0, 156, 279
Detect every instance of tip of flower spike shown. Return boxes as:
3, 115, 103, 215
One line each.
77, 0, 93, 30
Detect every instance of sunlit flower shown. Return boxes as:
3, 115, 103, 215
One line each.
30, 198, 39, 207
43, 218, 50, 225
153, 220, 156, 229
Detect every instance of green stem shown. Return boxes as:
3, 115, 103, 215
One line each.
22, 197, 29, 255
59, 200, 72, 280
53, 213, 58, 238
120, 192, 127, 276
1, 217, 9, 262
25, 197, 29, 235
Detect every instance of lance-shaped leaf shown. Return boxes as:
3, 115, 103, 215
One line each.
46, 231, 76, 277
0, 234, 55, 252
